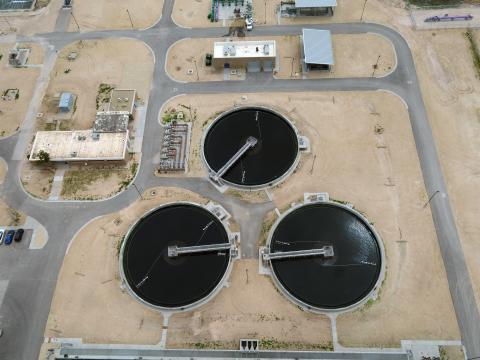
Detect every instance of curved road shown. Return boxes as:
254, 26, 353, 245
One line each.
0, 1, 478, 359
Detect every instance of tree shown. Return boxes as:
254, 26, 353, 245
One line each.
37, 150, 50, 163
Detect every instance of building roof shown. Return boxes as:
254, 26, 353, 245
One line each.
295, 0, 337, 8
213, 40, 276, 59
94, 111, 129, 133
302, 29, 334, 65
108, 89, 136, 114
59, 92, 73, 108
29, 130, 129, 162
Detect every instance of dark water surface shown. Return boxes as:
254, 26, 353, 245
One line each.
204, 108, 298, 186
122, 204, 230, 308
270, 203, 382, 309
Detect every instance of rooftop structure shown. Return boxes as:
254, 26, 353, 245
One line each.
94, 111, 130, 133
108, 89, 136, 114
302, 29, 334, 71
295, 0, 337, 7
29, 130, 130, 162
214, 40, 276, 60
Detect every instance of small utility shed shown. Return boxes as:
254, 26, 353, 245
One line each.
302, 29, 334, 71
59, 92, 74, 112
281, 0, 337, 17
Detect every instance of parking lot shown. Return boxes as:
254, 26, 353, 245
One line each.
0, 228, 32, 249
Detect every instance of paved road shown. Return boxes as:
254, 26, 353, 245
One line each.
0, 1, 479, 359
55, 345, 409, 360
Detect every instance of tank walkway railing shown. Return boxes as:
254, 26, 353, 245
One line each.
211, 136, 258, 183
262, 246, 334, 261
168, 243, 233, 257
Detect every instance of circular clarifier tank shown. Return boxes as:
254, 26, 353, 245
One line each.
203, 107, 299, 188
120, 203, 231, 310
267, 202, 383, 311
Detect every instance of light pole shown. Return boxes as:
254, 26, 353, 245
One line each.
126, 9, 134, 28
372, 55, 381, 77
193, 59, 199, 81
132, 182, 144, 200
423, 190, 440, 209
71, 12, 80, 31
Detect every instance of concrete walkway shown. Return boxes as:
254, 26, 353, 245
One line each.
48, 164, 68, 201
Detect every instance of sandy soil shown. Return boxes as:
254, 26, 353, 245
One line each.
60, 160, 137, 200
172, 0, 406, 28
158, 91, 460, 346
166, 34, 394, 82
0, 43, 43, 137
36, 38, 153, 131
409, 29, 480, 318
20, 162, 55, 200
66, 0, 164, 31
167, 259, 332, 350
45, 187, 208, 344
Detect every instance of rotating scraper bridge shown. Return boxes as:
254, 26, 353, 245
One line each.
0, 0, 479, 359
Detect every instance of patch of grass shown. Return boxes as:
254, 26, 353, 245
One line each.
61, 169, 112, 197
406, 0, 462, 7
465, 30, 480, 78
116, 235, 125, 257
259, 212, 277, 246
8, 208, 22, 226
96, 83, 114, 110
130, 161, 138, 176
192, 341, 226, 349
259, 338, 333, 351
58, 120, 71, 131
44, 123, 56, 131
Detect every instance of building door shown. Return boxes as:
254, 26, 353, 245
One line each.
247, 61, 261, 73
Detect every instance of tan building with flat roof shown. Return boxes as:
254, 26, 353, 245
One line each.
29, 130, 130, 162
108, 89, 136, 115
213, 40, 276, 72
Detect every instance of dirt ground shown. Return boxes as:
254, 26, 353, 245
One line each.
20, 162, 55, 200
167, 259, 332, 350
0, 43, 43, 137
66, 0, 164, 31
21, 38, 153, 200
36, 38, 153, 131
60, 159, 137, 200
172, 0, 407, 28
158, 91, 460, 346
166, 34, 394, 82
409, 28, 480, 319
45, 187, 209, 344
